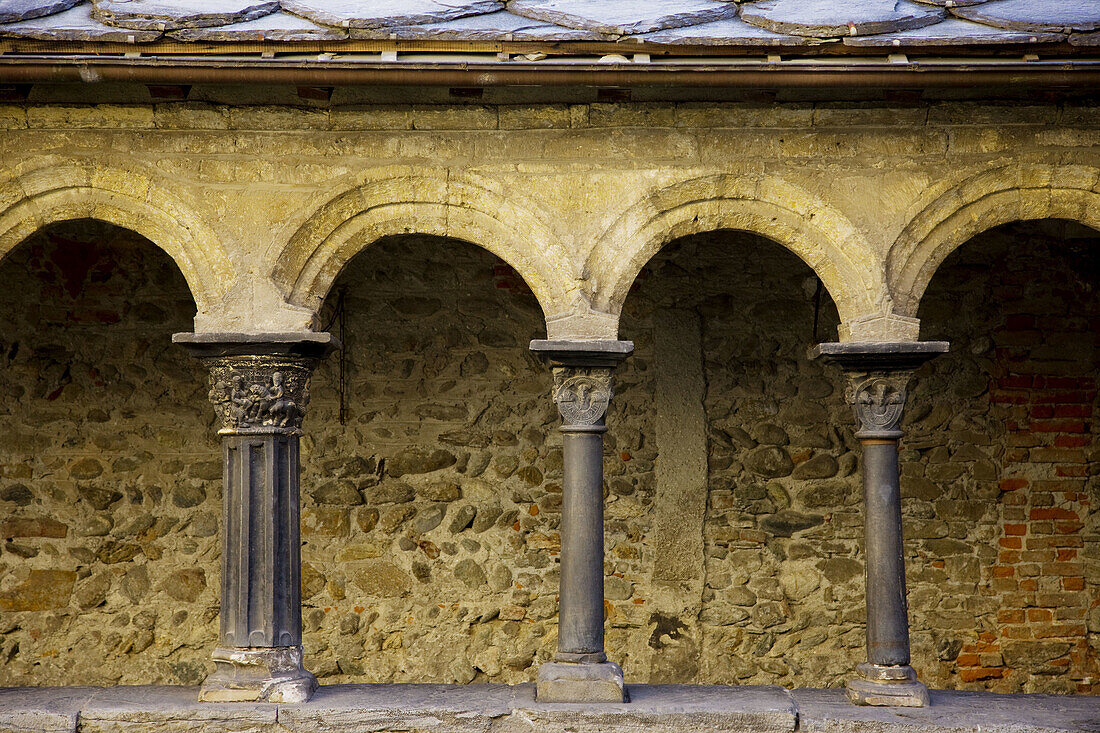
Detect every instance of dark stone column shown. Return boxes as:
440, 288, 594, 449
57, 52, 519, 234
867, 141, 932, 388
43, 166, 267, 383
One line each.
812, 341, 948, 708
530, 339, 633, 703
174, 332, 336, 704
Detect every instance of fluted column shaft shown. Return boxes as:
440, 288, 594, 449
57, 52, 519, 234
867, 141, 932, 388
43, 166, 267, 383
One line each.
174, 332, 336, 704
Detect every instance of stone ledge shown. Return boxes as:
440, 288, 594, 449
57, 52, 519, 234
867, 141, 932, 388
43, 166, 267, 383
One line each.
0, 684, 1097, 733
791, 688, 1100, 733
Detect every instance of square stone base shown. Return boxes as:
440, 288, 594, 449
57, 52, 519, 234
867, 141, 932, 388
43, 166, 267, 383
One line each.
199, 646, 318, 703
536, 661, 626, 703
846, 664, 929, 707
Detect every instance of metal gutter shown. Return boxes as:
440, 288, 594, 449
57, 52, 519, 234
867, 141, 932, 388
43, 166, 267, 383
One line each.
0, 56, 1099, 88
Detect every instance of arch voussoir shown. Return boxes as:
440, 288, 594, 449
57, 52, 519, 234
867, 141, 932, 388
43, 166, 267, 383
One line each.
888, 162, 1100, 317
0, 164, 235, 315
589, 174, 886, 341
272, 173, 573, 322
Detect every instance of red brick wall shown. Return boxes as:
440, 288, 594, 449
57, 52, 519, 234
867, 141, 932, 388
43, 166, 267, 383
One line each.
917, 220, 1099, 693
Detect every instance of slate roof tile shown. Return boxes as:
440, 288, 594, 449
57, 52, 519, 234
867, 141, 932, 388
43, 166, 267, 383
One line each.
0, 2, 160, 40
0, 0, 1097, 50
506, 0, 738, 36
844, 17, 1065, 47
351, 10, 603, 41
167, 10, 347, 41
951, 0, 1100, 34
739, 0, 944, 39
281, 0, 502, 30
90, 0, 279, 31
638, 15, 818, 46
0, 0, 81, 24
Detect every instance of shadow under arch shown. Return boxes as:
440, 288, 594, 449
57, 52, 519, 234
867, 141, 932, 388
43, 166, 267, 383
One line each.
271, 173, 574, 321
589, 175, 882, 337
0, 218, 217, 687
0, 165, 235, 316
887, 162, 1100, 317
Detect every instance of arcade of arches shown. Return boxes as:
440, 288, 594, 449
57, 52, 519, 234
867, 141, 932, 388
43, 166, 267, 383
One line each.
0, 216, 1096, 698
0, 96, 1098, 705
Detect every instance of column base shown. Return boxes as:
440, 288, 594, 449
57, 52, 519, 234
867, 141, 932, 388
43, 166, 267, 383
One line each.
536, 661, 627, 703
198, 646, 318, 703
846, 663, 930, 707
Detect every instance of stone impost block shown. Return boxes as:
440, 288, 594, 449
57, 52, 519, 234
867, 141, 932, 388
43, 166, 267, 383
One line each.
529, 339, 634, 368
535, 661, 626, 703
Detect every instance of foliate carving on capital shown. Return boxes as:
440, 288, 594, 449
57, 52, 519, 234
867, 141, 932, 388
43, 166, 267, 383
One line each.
847, 373, 910, 437
552, 367, 612, 427
206, 356, 315, 433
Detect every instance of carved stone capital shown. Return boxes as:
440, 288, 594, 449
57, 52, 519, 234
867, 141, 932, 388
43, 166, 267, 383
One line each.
173, 332, 336, 435
552, 367, 612, 428
529, 339, 631, 431
846, 372, 912, 440
205, 355, 316, 434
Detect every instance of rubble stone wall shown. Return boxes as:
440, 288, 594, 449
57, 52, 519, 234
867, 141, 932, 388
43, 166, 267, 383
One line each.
0, 222, 218, 686
0, 219, 1094, 694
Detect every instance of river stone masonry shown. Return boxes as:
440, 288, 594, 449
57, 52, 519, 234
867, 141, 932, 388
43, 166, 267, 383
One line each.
0, 220, 1094, 695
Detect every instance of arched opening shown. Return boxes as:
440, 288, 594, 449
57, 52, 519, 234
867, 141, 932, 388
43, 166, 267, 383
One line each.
590, 175, 883, 340
613, 230, 861, 688
294, 234, 558, 683
269, 174, 573, 323
0, 168, 237, 320
0, 220, 216, 687
909, 219, 1099, 694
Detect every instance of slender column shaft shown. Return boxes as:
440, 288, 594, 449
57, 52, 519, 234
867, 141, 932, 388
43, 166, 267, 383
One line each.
810, 341, 948, 708
557, 424, 607, 660
861, 438, 910, 667
529, 339, 632, 703
840, 371, 930, 706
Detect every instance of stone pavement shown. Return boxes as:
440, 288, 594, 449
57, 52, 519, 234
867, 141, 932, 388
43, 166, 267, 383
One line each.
0, 684, 1097, 733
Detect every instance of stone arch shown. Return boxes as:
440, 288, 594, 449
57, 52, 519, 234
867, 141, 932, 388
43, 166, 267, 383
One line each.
591, 174, 884, 340
0, 164, 235, 316
271, 171, 574, 322
887, 162, 1100, 317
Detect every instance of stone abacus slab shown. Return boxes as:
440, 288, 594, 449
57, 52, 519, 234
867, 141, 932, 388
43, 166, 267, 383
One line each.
740, 0, 944, 38
77, 686, 276, 733
281, 683, 799, 733
792, 688, 1100, 733
506, 0, 739, 36
952, 0, 1100, 33
844, 17, 1064, 47
282, 0, 502, 30
0, 0, 82, 24
168, 11, 348, 42
0, 2, 161, 40
90, 0, 279, 31
0, 686, 97, 733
